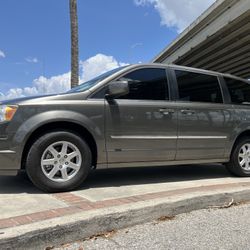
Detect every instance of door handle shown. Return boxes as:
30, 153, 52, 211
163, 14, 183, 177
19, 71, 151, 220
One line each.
181, 109, 195, 115
158, 108, 175, 115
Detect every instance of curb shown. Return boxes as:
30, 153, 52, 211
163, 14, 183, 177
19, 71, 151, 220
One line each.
1, 188, 250, 250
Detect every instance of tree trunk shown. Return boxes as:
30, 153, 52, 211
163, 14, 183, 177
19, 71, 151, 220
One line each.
70, 0, 79, 88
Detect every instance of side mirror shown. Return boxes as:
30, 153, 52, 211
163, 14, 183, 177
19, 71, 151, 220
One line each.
106, 80, 129, 98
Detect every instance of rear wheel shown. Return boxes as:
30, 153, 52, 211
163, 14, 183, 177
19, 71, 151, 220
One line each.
26, 131, 92, 192
226, 137, 250, 177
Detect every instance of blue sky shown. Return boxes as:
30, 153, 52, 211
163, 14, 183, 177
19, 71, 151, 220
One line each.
0, 0, 215, 99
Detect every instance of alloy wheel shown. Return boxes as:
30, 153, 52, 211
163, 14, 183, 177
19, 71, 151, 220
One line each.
238, 143, 250, 170
41, 141, 82, 182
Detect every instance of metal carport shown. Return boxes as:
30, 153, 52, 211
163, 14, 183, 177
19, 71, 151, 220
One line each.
153, 0, 250, 79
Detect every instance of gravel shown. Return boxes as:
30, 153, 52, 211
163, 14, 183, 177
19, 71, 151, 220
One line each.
56, 203, 250, 250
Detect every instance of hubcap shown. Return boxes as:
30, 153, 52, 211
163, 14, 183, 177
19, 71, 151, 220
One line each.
238, 143, 250, 170
41, 141, 82, 182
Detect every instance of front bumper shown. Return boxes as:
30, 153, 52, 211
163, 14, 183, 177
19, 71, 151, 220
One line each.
0, 118, 23, 175
0, 150, 19, 175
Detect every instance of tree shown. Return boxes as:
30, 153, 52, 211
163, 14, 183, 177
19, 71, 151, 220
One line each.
70, 0, 79, 88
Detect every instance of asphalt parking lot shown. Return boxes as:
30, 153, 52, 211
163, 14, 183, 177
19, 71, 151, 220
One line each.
58, 202, 250, 250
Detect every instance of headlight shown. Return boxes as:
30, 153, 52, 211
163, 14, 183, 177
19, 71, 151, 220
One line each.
0, 105, 18, 122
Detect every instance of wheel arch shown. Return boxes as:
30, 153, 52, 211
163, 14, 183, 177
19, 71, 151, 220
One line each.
21, 121, 98, 170
230, 130, 250, 157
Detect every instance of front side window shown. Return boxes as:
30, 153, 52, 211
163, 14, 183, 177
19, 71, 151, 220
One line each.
176, 70, 223, 103
224, 77, 250, 104
117, 68, 169, 100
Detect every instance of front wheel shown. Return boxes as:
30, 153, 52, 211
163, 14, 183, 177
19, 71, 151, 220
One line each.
226, 137, 250, 177
26, 131, 92, 192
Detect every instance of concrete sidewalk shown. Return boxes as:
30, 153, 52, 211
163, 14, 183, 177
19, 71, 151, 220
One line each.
1, 164, 250, 249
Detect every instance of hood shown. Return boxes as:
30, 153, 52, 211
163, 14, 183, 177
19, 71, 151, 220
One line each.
0, 95, 54, 105
0, 91, 90, 105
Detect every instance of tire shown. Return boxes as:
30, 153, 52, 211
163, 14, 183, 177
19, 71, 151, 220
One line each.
26, 130, 92, 192
226, 137, 250, 177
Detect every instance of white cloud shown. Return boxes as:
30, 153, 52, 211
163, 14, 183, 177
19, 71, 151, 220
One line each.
134, 0, 216, 33
80, 53, 127, 82
0, 50, 6, 58
25, 57, 39, 63
0, 54, 127, 101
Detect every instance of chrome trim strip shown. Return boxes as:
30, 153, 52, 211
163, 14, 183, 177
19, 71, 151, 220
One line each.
111, 136, 177, 140
107, 148, 172, 152
178, 136, 227, 139
111, 135, 227, 140
0, 150, 16, 154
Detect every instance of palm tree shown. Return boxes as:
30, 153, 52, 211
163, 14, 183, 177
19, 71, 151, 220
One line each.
70, 0, 79, 88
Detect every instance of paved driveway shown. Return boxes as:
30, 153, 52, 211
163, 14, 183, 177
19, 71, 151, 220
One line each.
0, 164, 232, 195
1, 164, 250, 250
0, 164, 237, 220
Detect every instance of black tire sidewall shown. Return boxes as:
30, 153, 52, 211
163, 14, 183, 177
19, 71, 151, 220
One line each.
230, 138, 250, 176
26, 131, 92, 192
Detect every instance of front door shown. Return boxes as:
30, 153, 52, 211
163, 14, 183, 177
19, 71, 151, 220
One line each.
105, 67, 178, 164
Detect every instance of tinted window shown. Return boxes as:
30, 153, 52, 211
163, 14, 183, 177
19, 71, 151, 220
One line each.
176, 70, 223, 103
117, 68, 169, 100
224, 77, 250, 104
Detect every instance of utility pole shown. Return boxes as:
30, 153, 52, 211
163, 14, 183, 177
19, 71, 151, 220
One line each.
70, 0, 79, 88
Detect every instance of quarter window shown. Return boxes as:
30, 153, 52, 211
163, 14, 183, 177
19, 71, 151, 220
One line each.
224, 77, 250, 104
176, 70, 223, 103
117, 68, 169, 100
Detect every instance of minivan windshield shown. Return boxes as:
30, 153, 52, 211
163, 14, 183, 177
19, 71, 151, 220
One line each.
67, 66, 128, 93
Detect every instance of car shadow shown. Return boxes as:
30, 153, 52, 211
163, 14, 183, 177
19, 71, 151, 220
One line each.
81, 164, 234, 190
0, 164, 235, 194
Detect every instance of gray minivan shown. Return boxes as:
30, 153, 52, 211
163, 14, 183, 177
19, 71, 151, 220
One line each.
0, 64, 250, 192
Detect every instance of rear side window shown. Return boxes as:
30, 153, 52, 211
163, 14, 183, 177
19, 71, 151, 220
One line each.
224, 77, 250, 104
175, 70, 223, 103
117, 68, 169, 101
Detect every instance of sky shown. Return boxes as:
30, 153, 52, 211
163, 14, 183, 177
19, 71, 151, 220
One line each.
0, 0, 216, 100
